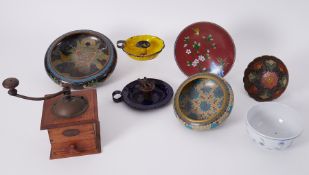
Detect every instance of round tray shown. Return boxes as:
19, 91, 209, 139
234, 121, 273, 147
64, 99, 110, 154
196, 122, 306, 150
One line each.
45, 30, 117, 89
174, 22, 235, 77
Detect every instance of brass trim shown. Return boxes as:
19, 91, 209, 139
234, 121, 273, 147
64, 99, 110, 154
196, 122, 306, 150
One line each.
174, 73, 231, 124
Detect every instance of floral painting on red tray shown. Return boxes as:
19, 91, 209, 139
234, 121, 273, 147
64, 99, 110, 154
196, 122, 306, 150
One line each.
174, 22, 236, 77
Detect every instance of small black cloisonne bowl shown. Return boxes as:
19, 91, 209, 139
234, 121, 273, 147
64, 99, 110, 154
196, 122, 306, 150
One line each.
243, 55, 289, 101
45, 30, 117, 89
112, 77, 173, 110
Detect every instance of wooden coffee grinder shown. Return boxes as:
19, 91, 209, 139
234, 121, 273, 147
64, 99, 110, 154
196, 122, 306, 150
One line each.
2, 78, 101, 159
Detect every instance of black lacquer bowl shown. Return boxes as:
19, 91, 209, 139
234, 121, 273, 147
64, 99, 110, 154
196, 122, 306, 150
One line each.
45, 30, 117, 89
112, 78, 173, 110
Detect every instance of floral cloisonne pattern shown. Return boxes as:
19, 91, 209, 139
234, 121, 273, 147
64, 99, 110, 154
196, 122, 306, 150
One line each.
174, 73, 234, 130
51, 36, 109, 79
243, 56, 289, 101
179, 79, 225, 121
175, 22, 235, 77
45, 30, 117, 89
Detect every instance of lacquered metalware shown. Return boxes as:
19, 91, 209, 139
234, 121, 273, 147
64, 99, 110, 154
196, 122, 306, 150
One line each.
112, 77, 173, 110
243, 55, 289, 101
45, 30, 117, 89
174, 22, 236, 77
117, 35, 164, 61
174, 73, 233, 130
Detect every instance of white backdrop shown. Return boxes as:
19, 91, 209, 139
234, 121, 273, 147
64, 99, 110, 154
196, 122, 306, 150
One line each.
0, 0, 308, 175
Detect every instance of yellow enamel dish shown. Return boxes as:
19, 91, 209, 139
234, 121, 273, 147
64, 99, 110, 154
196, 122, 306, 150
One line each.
117, 35, 164, 61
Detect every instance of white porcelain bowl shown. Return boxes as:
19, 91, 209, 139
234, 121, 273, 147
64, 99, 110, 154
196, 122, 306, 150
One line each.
246, 102, 303, 150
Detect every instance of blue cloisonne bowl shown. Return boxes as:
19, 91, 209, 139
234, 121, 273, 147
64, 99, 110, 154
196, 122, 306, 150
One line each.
45, 30, 117, 89
174, 73, 234, 130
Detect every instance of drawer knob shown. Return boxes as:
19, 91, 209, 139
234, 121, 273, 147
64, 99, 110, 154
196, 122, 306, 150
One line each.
63, 129, 80, 137
68, 144, 81, 152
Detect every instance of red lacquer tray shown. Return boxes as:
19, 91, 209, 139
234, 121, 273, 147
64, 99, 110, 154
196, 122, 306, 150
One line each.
174, 22, 236, 77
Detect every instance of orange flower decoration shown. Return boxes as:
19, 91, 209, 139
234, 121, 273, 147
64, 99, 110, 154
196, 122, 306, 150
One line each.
261, 72, 278, 89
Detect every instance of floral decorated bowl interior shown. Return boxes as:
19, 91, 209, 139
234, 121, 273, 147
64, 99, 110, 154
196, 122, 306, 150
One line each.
246, 102, 303, 150
117, 35, 164, 61
174, 73, 233, 130
243, 55, 288, 101
45, 30, 117, 89
174, 22, 235, 77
